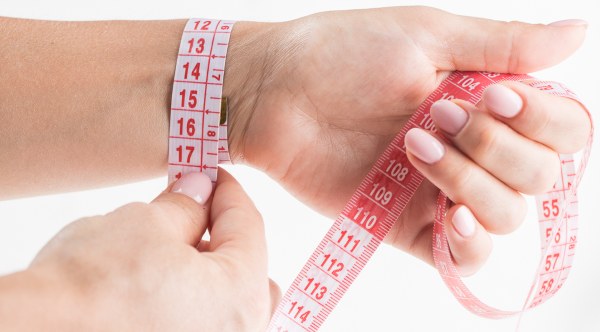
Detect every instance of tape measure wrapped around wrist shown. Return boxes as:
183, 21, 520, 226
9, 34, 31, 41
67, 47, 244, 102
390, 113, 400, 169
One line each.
165, 20, 593, 331
167, 18, 235, 185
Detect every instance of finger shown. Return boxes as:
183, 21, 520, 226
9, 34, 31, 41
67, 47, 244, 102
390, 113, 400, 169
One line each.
405, 128, 527, 234
431, 99, 560, 194
445, 205, 493, 276
209, 168, 267, 272
481, 82, 591, 153
269, 278, 282, 315
423, 7, 587, 72
150, 172, 214, 245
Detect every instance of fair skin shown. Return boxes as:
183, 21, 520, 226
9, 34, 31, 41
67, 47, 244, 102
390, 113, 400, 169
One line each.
0, 170, 280, 331
0, 6, 591, 330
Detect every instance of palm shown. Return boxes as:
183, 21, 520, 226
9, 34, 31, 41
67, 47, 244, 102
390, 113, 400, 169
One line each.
245, 13, 448, 257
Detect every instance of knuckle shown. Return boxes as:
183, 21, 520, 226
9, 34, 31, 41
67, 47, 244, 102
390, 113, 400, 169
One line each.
409, 5, 439, 15
504, 23, 522, 73
522, 153, 560, 194
568, 130, 591, 153
146, 203, 171, 221
446, 162, 475, 195
63, 217, 94, 232
143, 203, 172, 223
457, 245, 492, 277
504, 21, 539, 72
113, 202, 150, 214
563, 113, 592, 153
527, 97, 553, 140
51, 216, 99, 243
153, 197, 201, 225
493, 193, 527, 234
473, 125, 501, 164
250, 209, 264, 223
104, 202, 152, 226
527, 94, 591, 154
226, 204, 263, 223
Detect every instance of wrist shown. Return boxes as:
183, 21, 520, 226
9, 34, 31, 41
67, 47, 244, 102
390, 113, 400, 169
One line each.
223, 21, 279, 163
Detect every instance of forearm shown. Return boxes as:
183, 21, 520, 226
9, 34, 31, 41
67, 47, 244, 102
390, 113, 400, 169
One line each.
0, 17, 269, 199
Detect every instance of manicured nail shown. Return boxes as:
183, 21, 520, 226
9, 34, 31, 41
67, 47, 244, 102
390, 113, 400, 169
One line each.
171, 172, 213, 205
483, 84, 523, 118
430, 100, 468, 136
452, 206, 476, 238
405, 128, 445, 164
548, 19, 588, 27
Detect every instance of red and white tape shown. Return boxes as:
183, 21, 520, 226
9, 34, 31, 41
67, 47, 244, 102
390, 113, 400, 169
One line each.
167, 21, 593, 331
168, 18, 234, 185
266, 72, 593, 331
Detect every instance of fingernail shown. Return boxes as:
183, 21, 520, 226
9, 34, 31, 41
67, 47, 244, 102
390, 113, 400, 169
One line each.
548, 19, 588, 27
483, 84, 523, 118
171, 172, 213, 205
452, 206, 476, 238
430, 100, 468, 136
405, 128, 445, 164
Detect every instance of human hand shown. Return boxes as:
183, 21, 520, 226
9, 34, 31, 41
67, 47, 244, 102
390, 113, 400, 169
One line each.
27, 170, 279, 331
223, 7, 591, 275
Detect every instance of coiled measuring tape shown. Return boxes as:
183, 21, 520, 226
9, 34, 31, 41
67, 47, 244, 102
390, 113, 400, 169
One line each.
267, 72, 592, 331
167, 20, 593, 331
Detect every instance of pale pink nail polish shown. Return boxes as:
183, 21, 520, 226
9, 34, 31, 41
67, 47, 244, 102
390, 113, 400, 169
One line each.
483, 84, 523, 118
452, 206, 476, 238
171, 172, 213, 205
405, 128, 445, 164
548, 19, 588, 27
430, 100, 468, 136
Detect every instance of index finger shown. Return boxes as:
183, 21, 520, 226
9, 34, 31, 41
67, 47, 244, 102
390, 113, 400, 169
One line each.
481, 81, 591, 153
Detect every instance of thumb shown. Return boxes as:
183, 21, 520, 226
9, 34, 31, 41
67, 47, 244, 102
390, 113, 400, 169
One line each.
150, 172, 214, 245
425, 9, 587, 72
208, 168, 268, 274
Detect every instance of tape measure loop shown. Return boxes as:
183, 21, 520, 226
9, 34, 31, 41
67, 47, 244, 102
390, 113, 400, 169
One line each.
167, 18, 235, 186
268, 71, 592, 331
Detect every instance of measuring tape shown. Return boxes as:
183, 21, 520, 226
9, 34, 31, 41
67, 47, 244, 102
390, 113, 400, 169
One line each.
168, 18, 234, 184
167, 20, 593, 331
266, 72, 592, 331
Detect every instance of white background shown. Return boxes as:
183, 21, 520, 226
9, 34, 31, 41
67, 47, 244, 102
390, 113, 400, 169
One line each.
1, 1, 599, 331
